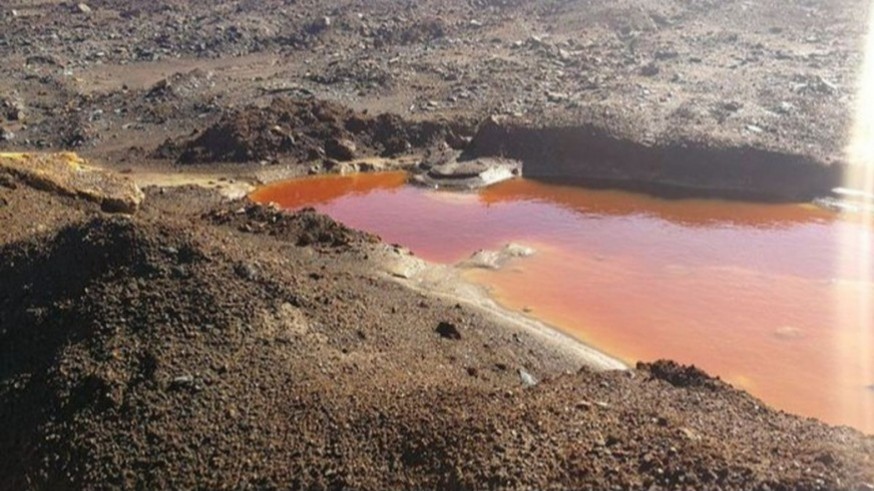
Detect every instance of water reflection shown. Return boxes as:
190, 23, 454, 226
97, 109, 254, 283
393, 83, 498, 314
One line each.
480, 178, 836, 229
251, 172, 408, 209
251, 173, 874, 433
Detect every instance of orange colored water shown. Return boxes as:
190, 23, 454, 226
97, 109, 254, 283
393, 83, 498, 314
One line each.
251, 173, 874, 434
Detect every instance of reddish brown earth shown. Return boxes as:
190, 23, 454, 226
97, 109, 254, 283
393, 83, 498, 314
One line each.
2, 164, 874, 491
2, 0, 874, 489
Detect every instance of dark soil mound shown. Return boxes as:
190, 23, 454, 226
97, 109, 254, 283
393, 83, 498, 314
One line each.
0, 217, 240, 489
160, 97, 472, 164
0, 209, 379, 490
204, 203, 379, 248
638, 360, 725, 390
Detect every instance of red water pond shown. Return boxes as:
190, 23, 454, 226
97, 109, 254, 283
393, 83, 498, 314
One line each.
251, 172, 874, 434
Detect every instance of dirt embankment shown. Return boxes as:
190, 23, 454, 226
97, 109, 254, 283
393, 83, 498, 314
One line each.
156, 97, 474, 166
1, 161, 873, 491
463, 117, 844, 201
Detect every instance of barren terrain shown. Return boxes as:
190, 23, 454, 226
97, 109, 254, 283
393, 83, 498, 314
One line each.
1, 0, 868, 196
1, 1, 874, 490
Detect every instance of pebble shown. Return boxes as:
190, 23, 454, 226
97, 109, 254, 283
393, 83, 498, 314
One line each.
234, 262, 258, 280
435, 321, 462, 340
518, 368, 538, 387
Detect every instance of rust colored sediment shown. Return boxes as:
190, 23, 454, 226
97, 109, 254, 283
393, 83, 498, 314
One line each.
0, 153, 144, 213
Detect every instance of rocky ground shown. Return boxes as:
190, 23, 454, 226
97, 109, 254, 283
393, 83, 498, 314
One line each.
1, 155, 873, 490
1, 0, 869, 195
2, 0, 874, 489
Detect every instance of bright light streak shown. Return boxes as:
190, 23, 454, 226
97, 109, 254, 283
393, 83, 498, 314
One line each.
838, 0, 874, 434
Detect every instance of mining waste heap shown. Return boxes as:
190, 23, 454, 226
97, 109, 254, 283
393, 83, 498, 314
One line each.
1, 0, 874, 490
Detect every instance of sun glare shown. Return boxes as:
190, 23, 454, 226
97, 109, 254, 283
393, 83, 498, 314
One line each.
839, 0, 874, 434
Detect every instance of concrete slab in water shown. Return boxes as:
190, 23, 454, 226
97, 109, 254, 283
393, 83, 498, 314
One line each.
412, 156, 522, 190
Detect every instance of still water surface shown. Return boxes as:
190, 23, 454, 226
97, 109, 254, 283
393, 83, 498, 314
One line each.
251, 172, 874, 434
